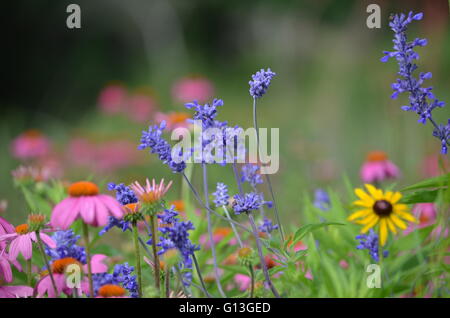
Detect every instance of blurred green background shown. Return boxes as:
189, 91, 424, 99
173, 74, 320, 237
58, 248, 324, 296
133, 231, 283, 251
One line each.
1, 0, 449, 225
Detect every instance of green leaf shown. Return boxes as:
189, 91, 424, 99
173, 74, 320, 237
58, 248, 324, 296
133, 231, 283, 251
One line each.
401, 173, 450, 192
291, 222, 344, 246
400, 189, 440, 204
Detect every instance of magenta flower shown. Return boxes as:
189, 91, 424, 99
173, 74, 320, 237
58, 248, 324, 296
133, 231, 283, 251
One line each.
360, 151, 400, 183
36, 254, 108, 298
0, 223, 56, 261
51, 181, 124, 229
0, 285, 33, 298
126, 93, 157, 123
1, 251, 22, 283
234, 274, 251, 291
172, 76, 214, 103
10, 129, 51, 160
0, 217, 14, 251
97, 84, 127, 115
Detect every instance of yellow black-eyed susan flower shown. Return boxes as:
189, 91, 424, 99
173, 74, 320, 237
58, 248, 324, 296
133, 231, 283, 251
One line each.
348, 184, 417, 246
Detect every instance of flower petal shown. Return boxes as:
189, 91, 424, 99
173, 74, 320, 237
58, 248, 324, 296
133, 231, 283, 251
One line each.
348, 209, 372, 221
365, 184, 383, 200
379, 218, 388, 246
361, 216, 379, 233
390, 214, 407, 230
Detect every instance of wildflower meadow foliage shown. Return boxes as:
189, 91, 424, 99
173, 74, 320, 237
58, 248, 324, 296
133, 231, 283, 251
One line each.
1, 11, 449, 299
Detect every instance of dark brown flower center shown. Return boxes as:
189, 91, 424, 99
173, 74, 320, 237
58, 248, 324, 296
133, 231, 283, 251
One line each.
373, 200, 393, 216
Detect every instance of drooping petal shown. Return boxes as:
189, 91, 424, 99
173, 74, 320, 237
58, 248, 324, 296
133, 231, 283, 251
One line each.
390, 214, 407, 230
19, 235, 33, 260
80, 197, 95, 225
379, 218, 388, 246
394, 209, 417, 223
361, 216, 379, 233
39, 233, 57, 249
386, 217, 397, 235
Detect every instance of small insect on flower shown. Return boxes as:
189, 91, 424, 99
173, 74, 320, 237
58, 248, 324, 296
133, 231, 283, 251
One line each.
51, 181, 124, 229
348, 184, 417, 246
360, 151, 400, 184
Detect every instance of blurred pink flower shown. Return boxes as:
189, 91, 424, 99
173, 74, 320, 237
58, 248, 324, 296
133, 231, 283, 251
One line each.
421, 154, 449, 178
11, 130, 51, 160
234, 274, 251, 291
339, 260, 349, 269
68, 138, 139, 173
96, 140, 140, 172
413, 203, 437, 228
360, 151, 400, 183
98, 84, 127, 114
199, 227, 236, 248
172, 76, 214, 103
126, 93, 157, 123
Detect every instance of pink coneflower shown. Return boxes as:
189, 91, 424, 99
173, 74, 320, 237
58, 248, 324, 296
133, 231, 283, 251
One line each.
98, 84, 127, 115
0, 285, 33, 298
131, 178, 172, 205
154, 111, 191, 130
11, 129, 51, 160
95, 140, 140, 173
404, 203, 438, 235
127, 93, 157, 123
360, 151, 400, 183
0, 223, 56, 261
36, 254, 108, 298
51, 181, 124, 229
172, 76, 214, 103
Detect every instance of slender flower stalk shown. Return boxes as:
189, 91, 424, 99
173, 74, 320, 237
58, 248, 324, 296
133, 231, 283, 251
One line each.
132, 221, 143, 297
149, 215, 161, 292
182, 172, 251, 234
165, 266, 171, 298
82, 222, 94, 298
36, 231, 58, 296
222, 206, 243, 248
192, 253, 212, 298
202, 163, 226, 297
247, 212, 280, 298
252, 91, 285, 241
26, 258, 32, 286
249, 264, 255, 298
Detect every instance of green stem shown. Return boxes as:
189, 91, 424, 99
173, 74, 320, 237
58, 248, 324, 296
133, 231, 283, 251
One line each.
26, 258, 32, 286
82, 222, 94, 298
36, 231, 58, 296
248, 212, 280, 298
150, 215, 161, 292
132, 221, 143, 297
249, 264, 255, 298
165, 266, 170, 298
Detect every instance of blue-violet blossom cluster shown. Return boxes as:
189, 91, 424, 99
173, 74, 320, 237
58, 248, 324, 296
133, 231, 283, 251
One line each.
381, 12, 449, 154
